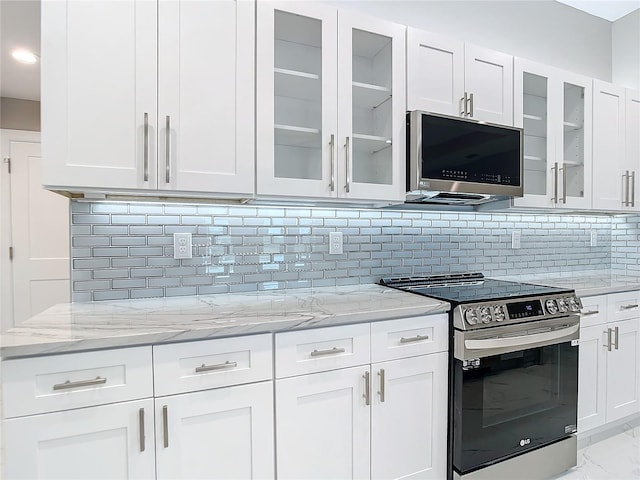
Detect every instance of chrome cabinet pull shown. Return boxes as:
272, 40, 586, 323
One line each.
53, 376, 107, 391
345, 136, 351, 193
620, 304, 639, 310
139, 408, 145, 452
605, 328, 613, 352
623, 171, 630, 206
310, 347, 345, 357
363, 371, 370, 406
552, 163, 559, 203
580, 310, 599, 316
613, 326, 620, 350
468, 92, 474, 118
195, 361, 238, 373
329, 134, 335, 192
378, 369, 385, 403
165, 115, 171, 184
143, 112, 149, 182
400, 334, 429, 344
460, 92, 468, 116
162, 405, 169, 448
631, 171, 636, 207
561, 166, 567, 203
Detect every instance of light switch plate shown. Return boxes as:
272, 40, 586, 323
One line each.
173, 233, 192, 259
511, 230, 521, 249
590, 230, 598, 247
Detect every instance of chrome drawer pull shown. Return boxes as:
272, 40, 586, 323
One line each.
613, 326, 620, 350
378, 369, 385, 403
363, 371, 371, 406
620, 304, 639, 310
310, 347, 345, 357
605, 328, 613, 352
53, 376, 107, 391
580, 310, 600, 316
400, 334, 429, 344
195, 361, 238, 373
163, 405, 169, 448
139, 408, 146, 452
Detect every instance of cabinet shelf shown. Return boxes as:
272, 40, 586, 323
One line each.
523, 114, 543, 121
352, 133, 392, 154
275, 124, 321, 148
275, 68, 321, 102
564, 121, 583, 131
352, 82, 391, 109
524, 155, 544, 162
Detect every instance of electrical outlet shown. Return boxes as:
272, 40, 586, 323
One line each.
173, 232, 192, 259
590, 230, 598, 247
329, 231, 343, 255
511, 230, 521, 249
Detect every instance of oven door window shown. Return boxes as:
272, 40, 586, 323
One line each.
453, 341, 578, 474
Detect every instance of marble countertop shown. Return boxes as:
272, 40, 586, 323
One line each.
0, 284, 449, 359
495, 269, 640, 297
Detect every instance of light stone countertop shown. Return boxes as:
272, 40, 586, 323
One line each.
0, 284, 450, 359
495, 269, 640, 298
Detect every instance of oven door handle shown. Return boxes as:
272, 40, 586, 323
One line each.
464, 324, 579, 351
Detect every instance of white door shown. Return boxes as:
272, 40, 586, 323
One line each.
625, 88, 640, 210
592, 80, 626, 211
464, 44, 513, 126
158, 0, 254, 195
155, 381, 274, 479
605, 318, 640, 422
371, 353, 448, 480
3, 399, 156, 479
9, 141, 69, 327
256, 1, 339, 198
337, 11, 405, 202
275, 366, 371, 479
41, 0, 157, 191
577, 325, 607, 432
406, 28, 464, 117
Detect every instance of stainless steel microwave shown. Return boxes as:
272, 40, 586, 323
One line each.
407, 111, 523, 201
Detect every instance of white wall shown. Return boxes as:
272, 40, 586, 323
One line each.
612, 9, 640, 90
324, 0, 612, 81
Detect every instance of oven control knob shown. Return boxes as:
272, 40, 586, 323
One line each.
557, 297, 569, 313
493, 305, 506, 322
545, 299, 559, 314
567, 296, 580, 312
479, 306, 492, 323
464, 308, 479, 325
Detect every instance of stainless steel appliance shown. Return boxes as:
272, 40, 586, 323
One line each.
406, 111, 524, 205
380, 273, 581, 480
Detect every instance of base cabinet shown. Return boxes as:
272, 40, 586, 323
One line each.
3, 399, 156, 479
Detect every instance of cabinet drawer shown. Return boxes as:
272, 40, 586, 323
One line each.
580, 295, 608, 328
275, 323, 370, 378
371, 314, 448, 362
2, 346, 153, 418
153, 334, 273, 396
607, 291, 640, 322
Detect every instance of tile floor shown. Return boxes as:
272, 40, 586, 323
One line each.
551, 426, 640, 480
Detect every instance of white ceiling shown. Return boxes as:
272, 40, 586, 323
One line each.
0, 1, 638, 102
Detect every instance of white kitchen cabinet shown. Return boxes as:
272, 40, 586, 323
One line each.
605, 318, 640, 422
406, 28, 513, 126
155, 381, 274, 479
624, 88, 640, 210
42, 0, 254, 197
256, 1, 406, 202
3, 398, 155, 479
513, 58, 592, 209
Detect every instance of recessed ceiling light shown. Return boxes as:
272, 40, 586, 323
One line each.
11, 48, 39, 65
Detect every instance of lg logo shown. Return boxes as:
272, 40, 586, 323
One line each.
519, 438, 531, 447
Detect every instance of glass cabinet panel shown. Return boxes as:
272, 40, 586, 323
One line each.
563, 82, 586, 201
350, 29, 393, 186
273, 11, 323, 181
522, 73, 549, 197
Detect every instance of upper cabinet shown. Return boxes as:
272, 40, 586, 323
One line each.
42, 0, 255, 197
512, 59, 592, 209
406, 28, 513, 126
592, 81, 640, 212
256, 1, 406, 202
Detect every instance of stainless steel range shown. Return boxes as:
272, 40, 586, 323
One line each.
380, 273, 582, 480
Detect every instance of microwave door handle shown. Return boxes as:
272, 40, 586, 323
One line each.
464, 323, 579, 351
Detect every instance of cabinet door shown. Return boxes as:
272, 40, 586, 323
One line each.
41, 0, 157, 191
337, 11, 406, 202
464, 44, 513, 126
512, 59, 557, 208
256, 1, 338, 198
158, 0, 254, 195
605, 318, 640, 422
626, 89, 640, 210
155, 381, 274, 479
577, 325, 607, 432
371, 353, 448, 480
275, 366, 370, 479
592, 80, 627, 211
406, 28, 464, 117
3, 399, 155, 479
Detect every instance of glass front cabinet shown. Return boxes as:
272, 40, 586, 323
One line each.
513, 59, 592, 209
256, 1, 406, 202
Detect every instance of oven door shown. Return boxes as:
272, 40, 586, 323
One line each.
452, 316, 579, 475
